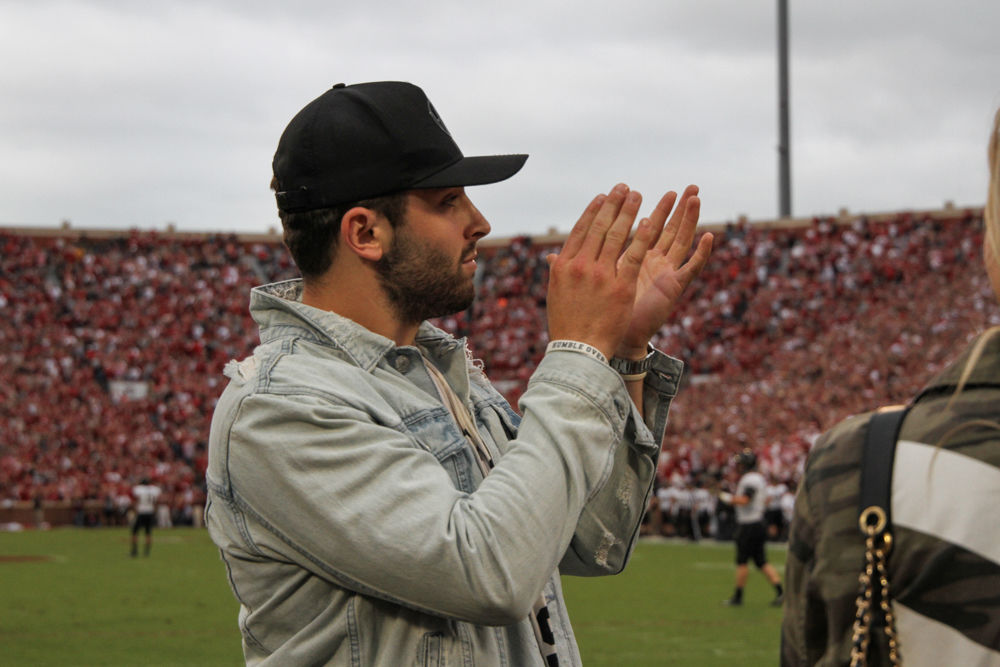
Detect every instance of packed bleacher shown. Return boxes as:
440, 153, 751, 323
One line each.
2, 205, 997, 531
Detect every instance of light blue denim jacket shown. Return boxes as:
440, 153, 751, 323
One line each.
206, 279, 684, 666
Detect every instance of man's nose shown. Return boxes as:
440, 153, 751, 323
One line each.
466, 198, 491, 240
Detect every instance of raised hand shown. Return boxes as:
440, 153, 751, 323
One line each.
615, 185, 713, 360
545, 184, 656, 361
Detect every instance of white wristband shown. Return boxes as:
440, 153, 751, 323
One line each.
546, 340, 608, 365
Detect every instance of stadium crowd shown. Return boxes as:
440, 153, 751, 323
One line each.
2, 206, 996, 536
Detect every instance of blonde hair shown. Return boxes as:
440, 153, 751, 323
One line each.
987, 107, 1000, 265
935, 107, 1000, 440
950, 106, 1000, 400
944, 325, 1000, 410
935, 323, 1000, 450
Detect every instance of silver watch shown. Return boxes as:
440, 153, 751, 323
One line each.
608, 347, 655, 375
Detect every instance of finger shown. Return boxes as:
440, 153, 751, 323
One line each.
617, 216, 655, 281
656, 184, 699, 253
664, 195, 702, 265
579, 183, 629, 259
599, 189, 643, 263
645, 190, 678, 248
559, 193, 607, 259
674, 232, 714, 286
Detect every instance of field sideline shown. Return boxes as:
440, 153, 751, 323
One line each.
0, 528, 785, 666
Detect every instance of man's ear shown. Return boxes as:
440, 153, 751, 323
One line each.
340, 206, 391, 261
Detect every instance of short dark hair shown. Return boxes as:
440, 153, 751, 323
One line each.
272, 176, 407, 280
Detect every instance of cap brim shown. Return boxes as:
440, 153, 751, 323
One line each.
411, 154, 528, 189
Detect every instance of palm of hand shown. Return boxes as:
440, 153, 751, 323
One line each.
618, 187, 713, 357
625, 252, 689, 345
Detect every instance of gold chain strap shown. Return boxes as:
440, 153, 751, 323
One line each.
850, 508, 902, 667
850, 531, 875, 666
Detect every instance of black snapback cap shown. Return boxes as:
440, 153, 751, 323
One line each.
272, 81, 528, 213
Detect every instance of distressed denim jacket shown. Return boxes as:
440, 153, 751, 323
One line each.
206, 280, 684, 666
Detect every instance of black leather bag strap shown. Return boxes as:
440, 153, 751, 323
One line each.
853, 405, 911, 666
859, 405, 910, 535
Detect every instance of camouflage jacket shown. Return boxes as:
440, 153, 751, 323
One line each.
781, 329, 1000, 666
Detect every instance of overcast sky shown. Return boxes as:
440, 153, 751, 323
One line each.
3, 0, 999, 239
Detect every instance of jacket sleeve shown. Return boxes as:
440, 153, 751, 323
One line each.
781, 416, 869, 667
557, 350, 682, 576
212, 348, 653, 626
781, 449, 823, 667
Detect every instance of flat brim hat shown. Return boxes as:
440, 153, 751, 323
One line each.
273, 81, 528, 213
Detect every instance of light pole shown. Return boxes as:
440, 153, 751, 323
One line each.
777, 0, 792, 218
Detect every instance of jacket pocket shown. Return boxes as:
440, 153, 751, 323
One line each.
405, 408, 478, 492
418, 632, 444, 667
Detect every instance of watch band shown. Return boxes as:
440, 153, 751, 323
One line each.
608, 346, 655, 376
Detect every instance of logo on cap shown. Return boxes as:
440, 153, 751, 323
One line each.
427, 101, 452, 138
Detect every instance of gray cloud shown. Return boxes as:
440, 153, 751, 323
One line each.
2, 0, 998, 237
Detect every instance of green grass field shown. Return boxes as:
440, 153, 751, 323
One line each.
0, 528, 785, 666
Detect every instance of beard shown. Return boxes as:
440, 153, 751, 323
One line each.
374, 228, 476, 324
